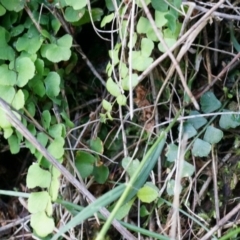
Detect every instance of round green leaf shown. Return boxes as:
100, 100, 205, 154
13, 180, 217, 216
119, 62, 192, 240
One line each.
136, 16, 150, 34
26, 164, 51, 189
106, 78, 121, 97
121, 73, 138, 91
89, 137, 104, 154
1, 0, 24, 12
181, 161, 195, 178
192, 138, 211, 157
49, 177, 60, 201
137, 185, 158, 203
75, 151, 96, 178
200, 91, 222, 113
0, 64, 16, 86
41, 110, 51, 130
122, 157, 140, 178
47, 137, 65, 159
141, 38, 154, 57
0, 4, 6, 16
166, 143, 178, 162
12, 89, 24, 110
16, 57, 35, 87
180, 122, 197, 139
30, 212, 54, 237
64, 7, 84, 22
0, 86, 15, 103
117, 94, 127, 106
203, 126, 223, 144
219, 110, 240, 129
65, 0, 87, 10
102, 99, 112, 112
28, 191, 51, 213
8, 134, 20, 154
57, 34, 73, 48
151, 0, 168, 11
44, 72, 60, 97
45, 44, 71, 63
187, 111, 207, 129
155, 11, 168, 28
101, 13, 114, 28
158, 38, 176, 53
93, 165, 109, 184
132, 53, 153, 71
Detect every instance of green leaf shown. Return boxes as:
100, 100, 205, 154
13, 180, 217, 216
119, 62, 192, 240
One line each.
136, 0, 151, 8
51, 18, 61, 35
117, 94, 127, 106
8, 134, 20, 154
167, 179, 176, 196
30, 212, 54, 237
47, 137, 65, 159
181, 161, 195, 178
141, 38, 154, 57
115, 198, 135, 220
0, 108, 12, 129
0, 4, 6, 16
3, 128, 13, 139
101, 13, 114, 28
0, 85, 15, 103
102, 99, 112, 112
74, 8, 103, 26
122, 157, 140, 178
44, 44, 72, 63
219, 110, 240, 129
203, 126, 223, 144
0, 64, 16, 86
44, 72, 60, 98
166, 143, 178, 162
181, 122, 197, 139
41, 110, 51, 130
108, 43, 121, 66
200, 91, 222, 113
27, 164, 51, 189
28, 191, 51, 213
151, 0, 168, 11
132, 51, 153, 71
121, 73, 138, 91
192, 138, 211, 157
136, 17, 150, 34
155, 11, 168, 28
12, 89, 24, 110
75, 151, 96, 178
16, 57, 35, 87
187, 111, 207, 129
158, 38, 176, 53
49, 124, 65, 138
165, 13, 177, 33
16, 34, 43, 54
106, 78, 121, 97
11, 25, 24, 37
49, 177, 60, 201
28, 75, 45, 97
1, 0, 24, 12
64, 7, 84, 22
137, 183, 158, 203
65, 0, 87, 10
140, 205, 150, 217
89, 137, 104, 154
93, 165, 109, 184
128, 32, 137, 49
57, 34, 73, 48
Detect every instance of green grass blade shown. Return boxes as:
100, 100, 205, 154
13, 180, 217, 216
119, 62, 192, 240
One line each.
51, 184, 126, 240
